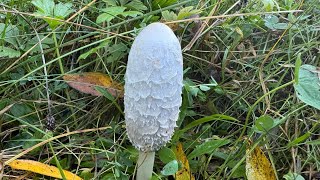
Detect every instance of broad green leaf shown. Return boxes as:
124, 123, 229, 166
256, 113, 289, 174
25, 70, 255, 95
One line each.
283, 172, 305, 180
177, 6, 201, 20
161, 10, 177, 21
0, 46, 20, 58
121, 11, 143, 18
54, 2, 73, 19
254, 115, 274, 133
264, 15, 288, 30
0, 23, 20, 48
158, 147, 176, 163
32, 0, 72, 28
107, 42, 128, 63
161, 160, 178, 176
294, 64, 320, 110
262, 0, 274, 11
188, 139, 230, 159
102, 0, 118, 6
189, 86, 199, 96
96, 13, 112, 23
199, 85, 210, 91
32, 0, 54, 15
264, 15, 278, 29
96, 7, 126, 23
125, 0, 147, 11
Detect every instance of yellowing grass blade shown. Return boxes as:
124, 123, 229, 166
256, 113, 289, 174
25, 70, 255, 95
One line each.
8, 159, 82, 180
174, 142, 195, 180
246, 141, 276, 180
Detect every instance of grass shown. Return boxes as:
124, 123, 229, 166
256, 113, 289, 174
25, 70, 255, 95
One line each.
0, 0, 319, 179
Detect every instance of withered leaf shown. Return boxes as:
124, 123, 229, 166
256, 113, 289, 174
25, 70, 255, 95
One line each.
63, 72, 123, 97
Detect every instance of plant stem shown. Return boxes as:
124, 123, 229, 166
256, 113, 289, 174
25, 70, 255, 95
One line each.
52, 31, 64, 74
52, 30, 76, 122
137, 151, 155, 180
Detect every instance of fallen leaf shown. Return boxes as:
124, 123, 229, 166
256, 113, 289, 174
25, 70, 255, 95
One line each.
63, 72, 123, 97
8, 159, 82, 180
174, 142, 195, 180
246, 140, 276, 180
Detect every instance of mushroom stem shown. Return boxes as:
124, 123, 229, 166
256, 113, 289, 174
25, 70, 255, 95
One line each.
137, 151, 155, 180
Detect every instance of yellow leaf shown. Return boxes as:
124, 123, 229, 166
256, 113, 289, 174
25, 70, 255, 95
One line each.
174, 142, 195, 180
63, 72, 123, 97
246, 140, 276, 180
8, 159, 82, 180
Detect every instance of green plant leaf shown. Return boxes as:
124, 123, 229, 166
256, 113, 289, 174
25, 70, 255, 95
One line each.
181, 114, 238, 132
177, 6, 201, 20
294, 64, 320, 110
95, 86, 115, 101
121, 11, 143, 18
0, 46, 20, 58
54, 2, 73, 19
0, 23, 20, 48
254, 115, 274, 133
161, 10, 177, 21
158, 147, 176, 164
287, 131, 311, 147
262, 0, 274, 11
32, 0, 72, 28
306, 139, 320, 145
188, 139, 231, 159
199, 85, 210, 91
32, 0, 54, 15
161, 160, 178, 176
78, 41, 109, 60
125, 0, 147, 11
152, 0, 178, 9
96, 7, 126, 23
264, 15, 278, 28
283, 172, 305, 180
264, 15, 288, 30
102, 0, 118, 6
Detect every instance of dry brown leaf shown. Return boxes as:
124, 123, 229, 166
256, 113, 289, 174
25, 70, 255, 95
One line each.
63, 72, 123, 97
174, 142, 195, 180
8, 159, 82, 180
246, 140, 276, 180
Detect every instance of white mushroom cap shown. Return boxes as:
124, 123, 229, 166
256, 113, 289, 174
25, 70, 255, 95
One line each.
124, 23, 183, 152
